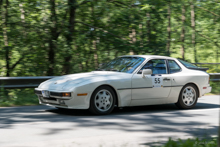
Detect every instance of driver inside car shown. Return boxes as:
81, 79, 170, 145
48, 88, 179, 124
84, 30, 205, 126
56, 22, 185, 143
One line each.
138, 60, 154, 74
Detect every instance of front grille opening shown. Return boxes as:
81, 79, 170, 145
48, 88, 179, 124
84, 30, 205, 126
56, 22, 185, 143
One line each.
43, 98, 57, 101
50, 92, 63, 97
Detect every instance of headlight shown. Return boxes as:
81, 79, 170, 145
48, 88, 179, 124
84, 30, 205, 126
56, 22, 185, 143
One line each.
62, 93, 71, 97
42, 90, 50, 97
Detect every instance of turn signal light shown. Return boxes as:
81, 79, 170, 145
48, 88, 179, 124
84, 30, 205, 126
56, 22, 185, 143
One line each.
62, 93, 71, 97
77, 93, 88, 96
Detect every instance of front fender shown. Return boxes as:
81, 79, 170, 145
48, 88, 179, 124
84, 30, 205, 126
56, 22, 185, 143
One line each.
72, 79, 132, 108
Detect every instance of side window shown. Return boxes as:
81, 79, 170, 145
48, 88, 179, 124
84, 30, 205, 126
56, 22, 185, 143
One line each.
138, 59, 167, 74
168, 60, 181, 73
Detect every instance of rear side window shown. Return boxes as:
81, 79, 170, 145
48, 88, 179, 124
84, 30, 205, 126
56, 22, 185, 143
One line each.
178, 59, 197, 68
178, 59, 208, 71
168, 60, 181, 73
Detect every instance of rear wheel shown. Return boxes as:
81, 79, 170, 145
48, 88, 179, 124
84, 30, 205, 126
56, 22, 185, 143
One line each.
175, 84, 198, 109
89, 86, 116, 115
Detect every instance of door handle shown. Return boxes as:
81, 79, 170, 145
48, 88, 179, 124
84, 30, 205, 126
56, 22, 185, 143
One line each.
163, 78, 170, 81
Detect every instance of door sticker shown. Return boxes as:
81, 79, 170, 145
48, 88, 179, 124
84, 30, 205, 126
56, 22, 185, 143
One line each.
152, 76, 163, 88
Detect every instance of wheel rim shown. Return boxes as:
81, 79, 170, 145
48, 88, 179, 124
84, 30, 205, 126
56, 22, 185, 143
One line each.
94, 89, 113, 112
182, 86, 196, 106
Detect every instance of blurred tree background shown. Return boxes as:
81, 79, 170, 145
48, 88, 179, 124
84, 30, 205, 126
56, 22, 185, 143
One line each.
0, 0, 220, 77
0, 0, 220, 105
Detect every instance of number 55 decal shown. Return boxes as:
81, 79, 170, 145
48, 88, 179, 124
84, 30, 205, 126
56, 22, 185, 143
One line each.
152, 76, 163, 88
154, 78, 160, 84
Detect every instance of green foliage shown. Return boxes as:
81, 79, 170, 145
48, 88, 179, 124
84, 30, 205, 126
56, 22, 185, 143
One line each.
0, 0, 218, 77
210, 82, 220, 94
0, 0, 219, 76
0, 89, 38, 107
0, 0, 219, 105
161, 137, 217, 147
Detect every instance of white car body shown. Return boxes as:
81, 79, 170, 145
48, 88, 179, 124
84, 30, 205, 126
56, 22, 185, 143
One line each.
35, 55, 212, 110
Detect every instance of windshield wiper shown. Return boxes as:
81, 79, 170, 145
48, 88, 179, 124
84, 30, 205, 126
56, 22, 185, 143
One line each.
107, 69, 119, 72
95, 69, 105, 71
95, 69, 119, 72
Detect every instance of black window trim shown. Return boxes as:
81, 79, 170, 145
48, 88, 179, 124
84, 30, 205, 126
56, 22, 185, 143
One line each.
167, 59, 182, 74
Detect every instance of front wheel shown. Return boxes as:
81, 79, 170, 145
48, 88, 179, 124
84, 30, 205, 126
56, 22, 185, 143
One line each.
175, 84, 198, 109
89, 86, 116, 115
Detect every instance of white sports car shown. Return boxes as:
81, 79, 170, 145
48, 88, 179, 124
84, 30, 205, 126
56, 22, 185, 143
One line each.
35, 55, 212, 115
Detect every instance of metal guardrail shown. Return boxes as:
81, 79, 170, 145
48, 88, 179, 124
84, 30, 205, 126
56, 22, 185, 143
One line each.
209, 73, 220, 82
0, 73, 219, 89
193, 63, 220, 65
0, 76, 57, 89
192, 63, 220, 81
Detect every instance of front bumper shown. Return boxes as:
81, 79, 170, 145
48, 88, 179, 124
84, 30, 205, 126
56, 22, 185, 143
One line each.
34, 88, 90, 109
35, 89, 70, 107
205, 86, 212, 93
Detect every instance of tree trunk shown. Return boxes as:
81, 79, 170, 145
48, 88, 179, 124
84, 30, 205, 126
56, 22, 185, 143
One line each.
62, 0, 76, 74
19, 3, 26, 36
48, 41, 55, 76
93, 40, 98, 69
47, 0, 60, 76
2, 0, 9, 77
147, 13, 151, 43
91, 3, 99, 69
139, 24, 143, 50
181, 5, 186, 60
191, 3, 197, 62
1, 0, 9, 97
129, 50, 134, 55
129, 29, 136, 55
166, 1, 171, 56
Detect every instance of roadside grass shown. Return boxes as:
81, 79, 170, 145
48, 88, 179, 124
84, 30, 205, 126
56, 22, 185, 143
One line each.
160, 137, 217, 147
210, 81, 220, 95
0, 88, 39, 107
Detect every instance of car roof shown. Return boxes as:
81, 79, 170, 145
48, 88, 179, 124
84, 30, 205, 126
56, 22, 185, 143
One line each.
119, 55, 177, 60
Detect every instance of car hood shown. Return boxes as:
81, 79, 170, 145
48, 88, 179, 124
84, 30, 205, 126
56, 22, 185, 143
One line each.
38, 71, 131, 91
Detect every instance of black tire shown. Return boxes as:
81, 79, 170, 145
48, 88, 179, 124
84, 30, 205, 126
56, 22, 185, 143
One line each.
175, 84, 199, 109
89, 86, 116, 115
56, 107, 67, 111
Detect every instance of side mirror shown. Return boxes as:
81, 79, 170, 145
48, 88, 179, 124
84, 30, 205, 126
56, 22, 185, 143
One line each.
142, 69, 152, 78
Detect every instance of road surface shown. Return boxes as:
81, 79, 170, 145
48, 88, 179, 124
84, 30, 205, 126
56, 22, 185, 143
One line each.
0, 95, 219, 147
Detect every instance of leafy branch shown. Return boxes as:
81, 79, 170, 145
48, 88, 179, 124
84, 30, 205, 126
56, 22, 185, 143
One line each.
75, 21, 131, 42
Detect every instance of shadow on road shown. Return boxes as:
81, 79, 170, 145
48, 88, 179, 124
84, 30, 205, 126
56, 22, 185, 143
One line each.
46, 102, 219, 116
0, 100, 219, 142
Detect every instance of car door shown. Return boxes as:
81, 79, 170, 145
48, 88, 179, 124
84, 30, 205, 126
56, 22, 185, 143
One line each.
131, 59, 172, 100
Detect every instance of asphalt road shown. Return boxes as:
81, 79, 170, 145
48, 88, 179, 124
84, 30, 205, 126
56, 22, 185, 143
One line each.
0, 95, 219, 147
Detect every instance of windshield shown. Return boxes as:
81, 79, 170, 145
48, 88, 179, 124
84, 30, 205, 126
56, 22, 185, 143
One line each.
97, 57, 145, 73
178, 59, 197, 68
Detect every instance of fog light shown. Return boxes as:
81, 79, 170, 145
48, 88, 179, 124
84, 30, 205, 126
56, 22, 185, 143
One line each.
59, 100, 65, 104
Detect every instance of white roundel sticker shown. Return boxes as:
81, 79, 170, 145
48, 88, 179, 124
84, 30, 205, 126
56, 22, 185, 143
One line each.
152, 76, 163, 88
